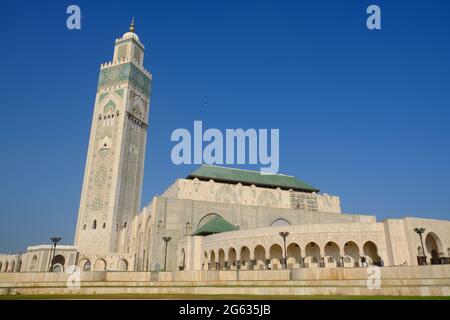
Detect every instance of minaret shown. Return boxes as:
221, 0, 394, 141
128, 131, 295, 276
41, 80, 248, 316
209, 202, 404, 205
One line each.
74, 20, 152, 254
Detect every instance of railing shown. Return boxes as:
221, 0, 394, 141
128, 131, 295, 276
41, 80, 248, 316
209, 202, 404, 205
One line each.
440, 257, 450, 264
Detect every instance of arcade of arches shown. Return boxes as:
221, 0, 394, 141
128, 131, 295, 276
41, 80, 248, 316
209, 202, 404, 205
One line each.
178, 222, 450, 272
200, 240, 382, 270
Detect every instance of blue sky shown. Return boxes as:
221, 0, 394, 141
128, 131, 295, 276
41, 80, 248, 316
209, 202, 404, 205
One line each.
0, 0, 449, 253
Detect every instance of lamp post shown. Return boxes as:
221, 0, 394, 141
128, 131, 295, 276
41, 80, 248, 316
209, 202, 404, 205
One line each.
48, 237, 61, 272
414, 227, 426, 265
279, 232, 290, 269
162, 236, 172, 271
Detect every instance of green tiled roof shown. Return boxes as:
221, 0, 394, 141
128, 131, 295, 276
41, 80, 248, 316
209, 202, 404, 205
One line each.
193, 215, 238, 236
187, 165, 319, 192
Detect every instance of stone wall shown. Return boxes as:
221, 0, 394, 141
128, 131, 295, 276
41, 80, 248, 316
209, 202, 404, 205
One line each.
161, 178, 341, 213
136, 195, 374, 272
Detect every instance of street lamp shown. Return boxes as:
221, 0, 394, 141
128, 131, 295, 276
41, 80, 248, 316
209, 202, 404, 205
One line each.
162, 236, 172, 271
414, 227, 426, 265
48, 237, 61, 272
279, 232, 290, 269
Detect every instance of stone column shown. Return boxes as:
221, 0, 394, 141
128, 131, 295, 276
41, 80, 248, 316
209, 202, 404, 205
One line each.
280, 257, 286, 269
235, 252, 241, 270
359, 248, 366, 267
343, 248, 347, 267
318, 248, 324, 268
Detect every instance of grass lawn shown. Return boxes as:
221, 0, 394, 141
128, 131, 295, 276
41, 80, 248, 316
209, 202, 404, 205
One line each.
1, 294, 449, 300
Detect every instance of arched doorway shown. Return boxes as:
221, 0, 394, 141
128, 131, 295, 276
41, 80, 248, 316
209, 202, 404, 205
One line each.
363, 241, 381, 266
324, 242, 341, 267
51, 254, 65, 272
305, 242, 320, 268
117, 259, 128, 271
80, 258, 91, 271
344, 241, 360, 267
425, 233, 442, 264
94, 259, 106, 271
218, 249, 226, 270
228, 248, 237, 269
202, 251, 208, 270
269, 244, 283, 269
240, 246, 251, 270
286, 243, 301, 268
254, 245, 266, 270
209, 251, 216, 270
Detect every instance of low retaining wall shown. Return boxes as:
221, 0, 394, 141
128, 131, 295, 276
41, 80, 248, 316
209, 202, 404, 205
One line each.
0, 265, 449, 296
0, 271, 106, 283
290, 265, 450, 280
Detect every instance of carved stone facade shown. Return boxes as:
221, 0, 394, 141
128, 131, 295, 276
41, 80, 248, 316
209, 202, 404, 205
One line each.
73, 26, 151, 256
161, 178, 341, 213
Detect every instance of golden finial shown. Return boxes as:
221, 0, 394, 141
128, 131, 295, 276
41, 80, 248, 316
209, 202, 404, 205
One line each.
130, 17, 135, 33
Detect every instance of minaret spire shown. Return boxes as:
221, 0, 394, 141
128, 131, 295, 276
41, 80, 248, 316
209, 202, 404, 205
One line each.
129, 17, 135, 33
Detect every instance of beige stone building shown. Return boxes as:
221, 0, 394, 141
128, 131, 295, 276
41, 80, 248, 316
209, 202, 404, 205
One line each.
1, 22, 449, 281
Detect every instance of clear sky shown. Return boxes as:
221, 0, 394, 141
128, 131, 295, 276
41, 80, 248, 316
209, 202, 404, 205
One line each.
0, 0, 449, 253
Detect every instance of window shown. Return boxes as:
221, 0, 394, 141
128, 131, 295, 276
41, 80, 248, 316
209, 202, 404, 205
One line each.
124, 222, 127, 228
83, 224, 86, 230
93, 220, 97, 229
103, 223, 106, 229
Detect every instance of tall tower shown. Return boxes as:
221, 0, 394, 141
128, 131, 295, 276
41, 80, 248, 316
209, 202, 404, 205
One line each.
75, 20, 152, 255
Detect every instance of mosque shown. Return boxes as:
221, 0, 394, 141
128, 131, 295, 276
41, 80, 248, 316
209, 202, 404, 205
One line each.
1, 22, 449, 287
